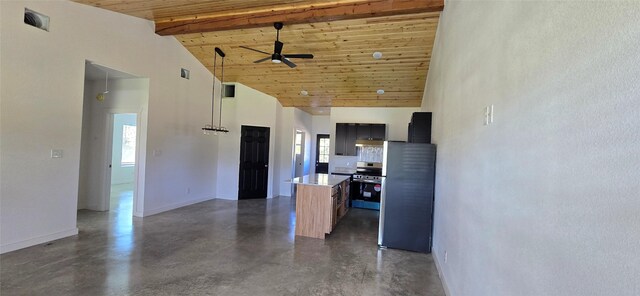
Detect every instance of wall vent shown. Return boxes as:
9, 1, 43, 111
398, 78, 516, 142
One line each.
180, 68, 190, 79
223, 84, 235, 98
24, 8, 49, 31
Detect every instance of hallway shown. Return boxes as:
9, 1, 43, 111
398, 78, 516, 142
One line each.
0, 197, 445, 295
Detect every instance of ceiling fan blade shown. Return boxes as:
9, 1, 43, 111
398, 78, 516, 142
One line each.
253, 57, 271, 63
284, 54, 314, 59
274, 41, 284, 55
282, 58, 297, 68
239, 46, 270, 55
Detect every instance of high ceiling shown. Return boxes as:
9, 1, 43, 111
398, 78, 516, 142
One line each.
73, 0, 443, 114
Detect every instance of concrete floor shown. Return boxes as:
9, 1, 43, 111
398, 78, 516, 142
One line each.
1, 192, 445, 296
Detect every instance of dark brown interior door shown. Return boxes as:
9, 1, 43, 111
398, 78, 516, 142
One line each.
238, 125, 270, 199
315, 134, 330, 174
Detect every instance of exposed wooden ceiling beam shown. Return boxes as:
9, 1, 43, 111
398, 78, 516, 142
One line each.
155, 0, 444, 35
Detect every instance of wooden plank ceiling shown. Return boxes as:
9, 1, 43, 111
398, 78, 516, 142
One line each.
73, 0, 441, 115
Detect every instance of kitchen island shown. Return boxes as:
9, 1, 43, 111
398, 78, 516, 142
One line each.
290, 174, 350, 239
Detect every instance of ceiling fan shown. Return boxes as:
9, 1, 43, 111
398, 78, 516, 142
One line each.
239, 22, 314, 68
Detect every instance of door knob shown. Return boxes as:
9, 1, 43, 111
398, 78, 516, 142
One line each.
264, 164, 268, 168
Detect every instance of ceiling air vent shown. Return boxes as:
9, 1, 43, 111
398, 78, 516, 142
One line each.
24, 8, 49, 31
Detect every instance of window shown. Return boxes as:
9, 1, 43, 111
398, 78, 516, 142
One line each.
295, 132, 302, 155
121, 125, 136, 166
319, 138, 330, 163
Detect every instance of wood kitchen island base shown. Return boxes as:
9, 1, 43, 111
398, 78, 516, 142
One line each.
290, 174, 350, 239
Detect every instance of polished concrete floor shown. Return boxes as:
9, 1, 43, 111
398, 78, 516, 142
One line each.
1, 190, 445, 296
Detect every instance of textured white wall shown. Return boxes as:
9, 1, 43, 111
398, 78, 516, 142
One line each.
276, 108, 295, 197
422, 1, 640, 295
294, 109, 313, 176
0, 0, 217, 253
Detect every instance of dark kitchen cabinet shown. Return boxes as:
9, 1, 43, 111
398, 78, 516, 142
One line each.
408, 112, 432, 143
346, 124, 357, 156
356, 124, 371, 140
370, 124, 386, 140
335, 123, 358, 156
356, 124, 386, 140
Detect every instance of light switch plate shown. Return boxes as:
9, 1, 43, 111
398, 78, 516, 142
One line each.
489, 104, 494, 123
51, 149, 63, 158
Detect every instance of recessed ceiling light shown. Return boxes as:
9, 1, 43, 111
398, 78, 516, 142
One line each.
377, 89, 385, 95
300, 90, 309, 96
373, 52, 383, 59
318, 110, 324, 113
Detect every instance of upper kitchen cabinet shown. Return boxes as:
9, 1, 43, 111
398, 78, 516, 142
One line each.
356, 124, 386, 140
408, 112, 432, 143
335, 123, 358, 156
335, 123, 386, 156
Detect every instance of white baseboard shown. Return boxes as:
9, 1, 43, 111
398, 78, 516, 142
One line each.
0, 228, 78, 254
142, 196, 214, 217
433, 247, 453, 296
214, 196, 238, 201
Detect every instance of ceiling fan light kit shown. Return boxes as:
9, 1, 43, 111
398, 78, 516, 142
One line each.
240, 22, 314, 69
203, 47, 229, 135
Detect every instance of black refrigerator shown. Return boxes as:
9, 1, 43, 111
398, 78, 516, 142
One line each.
378, 141, 436, 253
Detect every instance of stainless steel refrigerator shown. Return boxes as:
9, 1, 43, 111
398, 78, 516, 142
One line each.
378, 141, 436, 253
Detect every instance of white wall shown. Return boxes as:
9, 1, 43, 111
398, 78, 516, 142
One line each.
309, 115, 330, 175
273, 108, 314, 197
294, 109, 313, 176
328, 107, 419, 173
0, 0, 217, 253
422, 1, 640, 295
215, 83, 280, 200
276, 108, 295, 197
111, 113, 137, 185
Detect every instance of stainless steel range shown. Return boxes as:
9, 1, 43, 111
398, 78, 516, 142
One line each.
351, 162, 385, 210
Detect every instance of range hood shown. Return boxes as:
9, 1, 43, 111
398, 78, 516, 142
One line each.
355, 139, 384, 147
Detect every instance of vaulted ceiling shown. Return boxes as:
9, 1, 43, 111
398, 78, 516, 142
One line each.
73, 0, 443, 114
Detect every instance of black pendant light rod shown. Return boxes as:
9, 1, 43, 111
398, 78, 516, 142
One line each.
211, 52, 217, 128
219, 50, 224, 128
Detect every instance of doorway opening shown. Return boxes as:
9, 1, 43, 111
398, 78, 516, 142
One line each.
77, 61, 148, 222
294, 130, 305, 178
315, 134, 330, 174
291, 130, 306, 198
109, 113, 137, 217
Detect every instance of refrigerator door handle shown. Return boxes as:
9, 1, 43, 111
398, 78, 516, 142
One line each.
378, 141, 389, 246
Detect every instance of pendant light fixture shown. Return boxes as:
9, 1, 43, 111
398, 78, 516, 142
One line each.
203, 47, 229, 135
96, 71, 109, 102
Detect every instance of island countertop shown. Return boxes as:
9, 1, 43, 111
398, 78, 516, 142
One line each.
288, 174, 350, 187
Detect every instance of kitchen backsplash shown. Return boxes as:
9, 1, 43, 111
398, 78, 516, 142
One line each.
331, 156, 358, 172
357, 146, 383, 163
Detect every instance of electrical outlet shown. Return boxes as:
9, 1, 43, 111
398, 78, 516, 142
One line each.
444, 251, 448, 263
